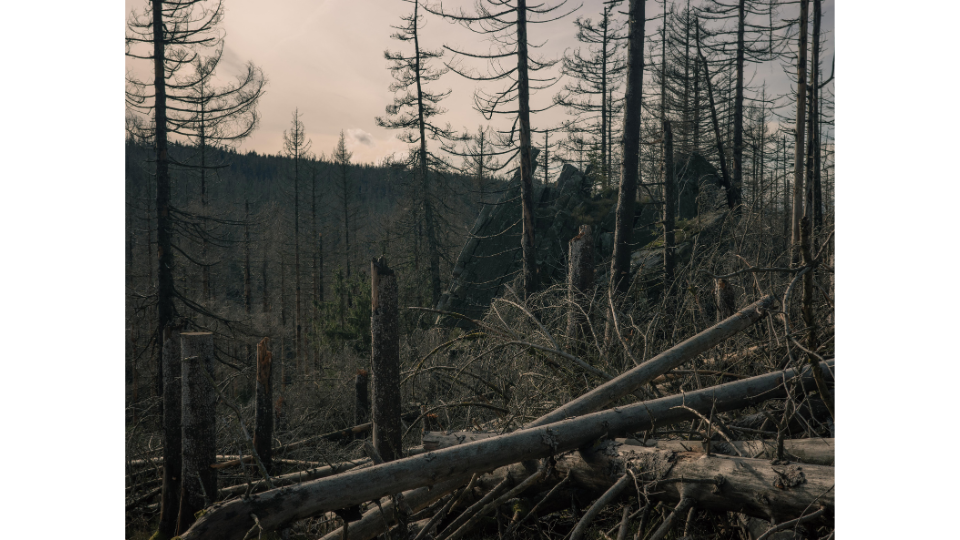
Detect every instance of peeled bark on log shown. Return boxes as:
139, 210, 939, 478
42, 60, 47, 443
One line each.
620, 438, 834, 466
529, 295, 775, 428
179, 332, 217, 533
557, 441, 833, 525
180, 360, 832, 540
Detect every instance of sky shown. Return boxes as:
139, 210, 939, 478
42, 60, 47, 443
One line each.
124, 0, 834, 165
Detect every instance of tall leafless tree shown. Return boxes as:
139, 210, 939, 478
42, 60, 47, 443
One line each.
610, 0, 645, 295
425, 0, 578, 299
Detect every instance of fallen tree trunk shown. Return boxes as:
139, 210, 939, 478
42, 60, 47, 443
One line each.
323, 437, 833, 540
620, 437, 835, 466
216, 446, 428, 498
529, 295, 775, 428
558, 441, 834, 524
180, 360, 832, 540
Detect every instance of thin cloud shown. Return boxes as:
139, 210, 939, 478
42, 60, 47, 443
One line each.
347, 128, 375, 147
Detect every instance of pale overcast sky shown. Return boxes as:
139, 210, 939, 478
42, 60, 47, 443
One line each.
125, 0, 834, 165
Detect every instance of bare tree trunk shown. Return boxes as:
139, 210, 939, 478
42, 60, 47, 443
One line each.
244, 200, 252, 314
517, 0, 538, 298
790, 0, 809, 261
610, 0, 645, 294
152, 0, 174, 409
810, 0, 823, 231
262, 245, 269, 314
663, 120, 676, 290
566, 225, 594, 355
178, 332, 217, 533
254, 337, 274, 474
294, 158, 302, 377
697, 20, 736, 210
156, 324, 183, 538
733, 0, 746, 212
371, 258, 402, 462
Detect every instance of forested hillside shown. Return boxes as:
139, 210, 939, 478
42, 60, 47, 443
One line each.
124, 1, 837, 539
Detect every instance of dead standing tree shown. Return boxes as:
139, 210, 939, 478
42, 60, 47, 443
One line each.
425, 0, 578, 299
375, 0, 460, 307
566, 225, 594, 355
610, 0, 644, 295
371, 258, 402, 462
253, 337, 273, 474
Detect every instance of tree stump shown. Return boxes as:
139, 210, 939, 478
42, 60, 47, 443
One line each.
371, 258, 401, 462
566, 225, 594, 355
254, 337, 273, 474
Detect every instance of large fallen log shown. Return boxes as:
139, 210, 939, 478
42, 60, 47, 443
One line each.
180, 360, 832, 540
558, 440, 834, 524
621, 437, 835, 466
322, 437, 834, 540
216, 445, 431, 498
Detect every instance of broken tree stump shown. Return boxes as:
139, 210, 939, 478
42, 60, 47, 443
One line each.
178, 332, 217, 533
371, 257, 401, 462
254, 337, 273, 474
566, 224, 594, 355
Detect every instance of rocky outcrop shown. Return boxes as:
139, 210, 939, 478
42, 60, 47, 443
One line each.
436, 152, 726, 322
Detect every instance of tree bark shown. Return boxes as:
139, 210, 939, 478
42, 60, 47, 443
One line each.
809, 0, 823, 231
663, 120, 676, 289
178, 332, 217, 533
254, 337, 273, 474
619, 437, 835, 466
557, 441, 834, 525
152, 0, 175, 409
733, 0, 746, 211
791, 0, 809, 260
371, 258, 402, 462
244, 201, 252, 314
517, 0, 538, 298
179, 360, 832, 540
566, 225, 594, 354
610, 0, 644, 294
156, 324, 183, 538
